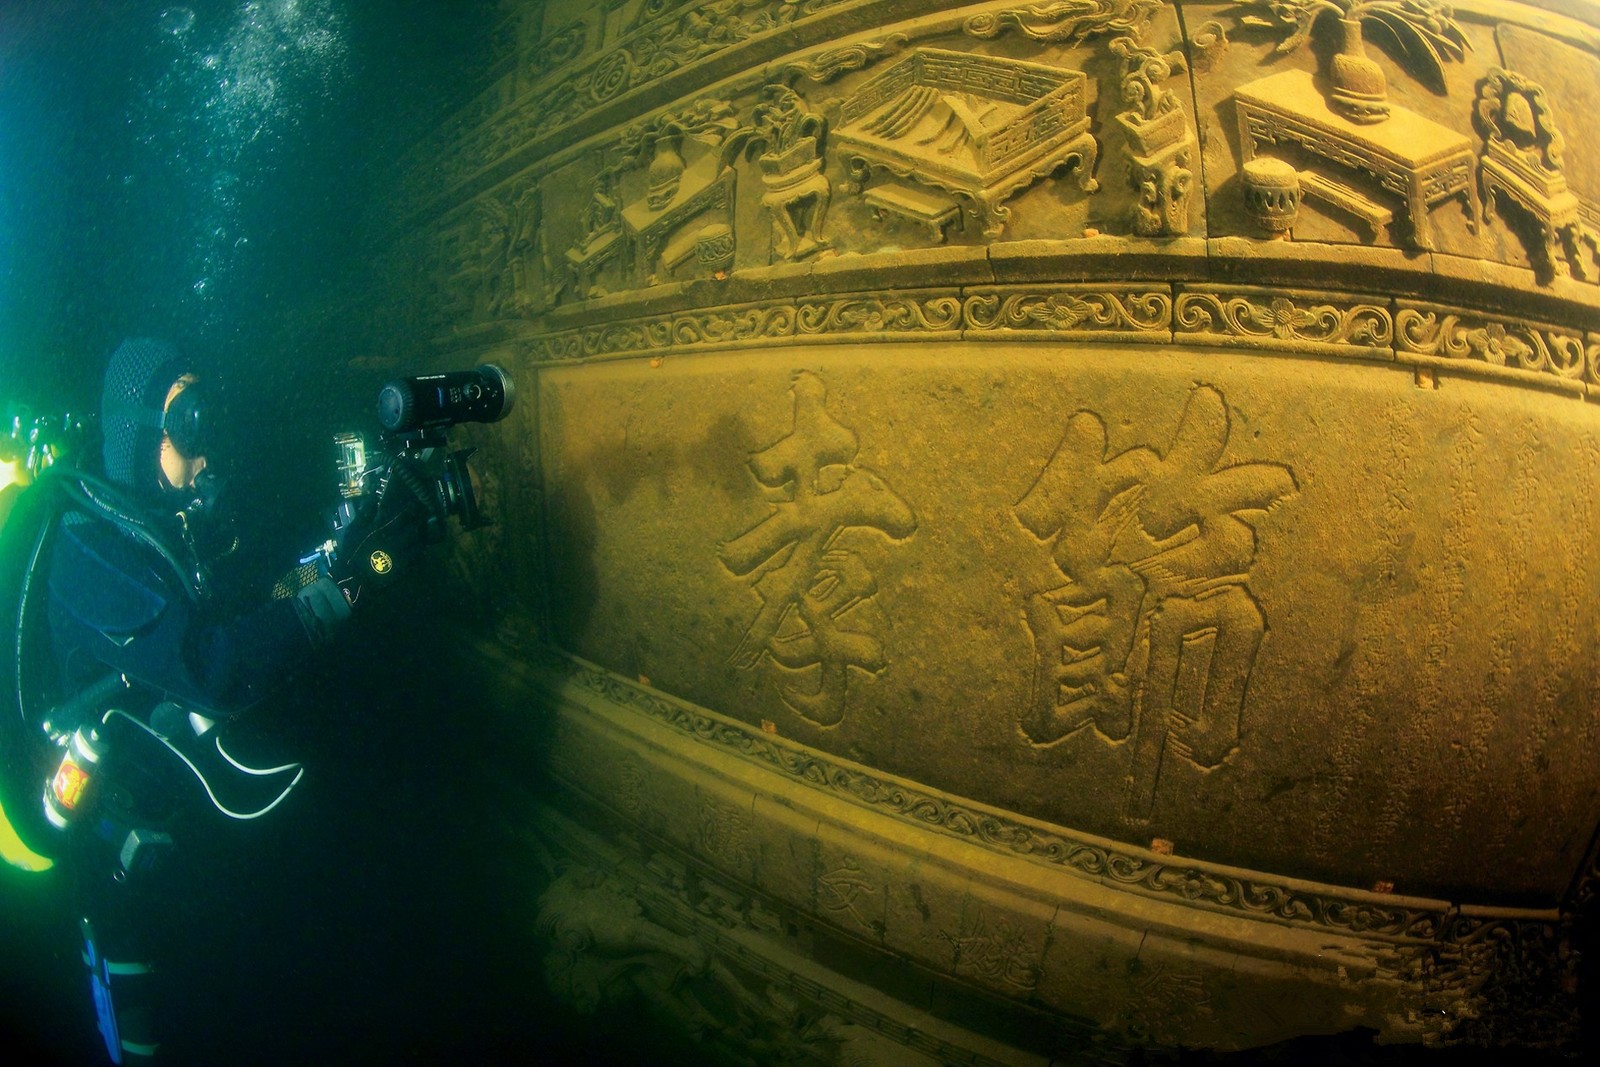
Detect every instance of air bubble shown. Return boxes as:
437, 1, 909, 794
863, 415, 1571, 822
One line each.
159, 7, 195, 36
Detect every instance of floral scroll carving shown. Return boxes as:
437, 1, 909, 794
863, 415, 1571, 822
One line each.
1176, 289, 1393, 354
1396, 305, 1592, 383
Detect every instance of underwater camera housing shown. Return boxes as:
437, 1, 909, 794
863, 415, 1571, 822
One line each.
307, 365, 514, 595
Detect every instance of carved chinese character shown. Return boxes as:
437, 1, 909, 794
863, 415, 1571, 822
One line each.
1015, 386, 1296, 821
721, 372, 917, 726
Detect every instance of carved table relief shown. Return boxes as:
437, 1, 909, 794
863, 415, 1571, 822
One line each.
620, 150, 737, 283
834, 48, 1099, 239
1230, 0, 1471, 127
1233, 69, 1480, 250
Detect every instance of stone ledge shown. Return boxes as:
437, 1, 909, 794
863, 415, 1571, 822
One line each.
537, 669, 1413, 1051
466, 634, 1574, 1050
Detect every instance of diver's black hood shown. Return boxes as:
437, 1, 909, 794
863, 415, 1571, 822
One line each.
100, 338, 192, 498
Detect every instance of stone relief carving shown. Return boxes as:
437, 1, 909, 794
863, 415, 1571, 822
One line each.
720, 371, 917, 727
818, 856, 881, 930
543, 646, 1541, 952
833, 48, 1099, 239
536, 650, 1587, 1050
537, 0, 847, 126
525, 20, 588, 84
700, 796, 757, 866
1396, 303, 1591, 383
963, 286, 1172, 339
522, 278, 1600, 399
777, 33, 909, 85
962, 0, 1159, 44
1241, 156, 1301, 236
1187, 17, 1229, 74
428, 222, 482, 328
722, 84, 833, 261
1109, 34, 1195, 237
941, 911, 1042, 991
476, 180, 558, 316
564, 99, 740, 294
536, 865, 712, 1015
1175, 287, 1393, 354
1232, 0, 1470, 125
1228, 0, 1478, 248
795, 292, 962, 333
533, 850, 970, 1065
1232, 69, 1480, 250
1013, 385, 1296, 823
1474, 67, 1600, 284
617, 755, 650, 819
624, 0, 700, 38
565, 170, 626, 299
1115, 960, 1215, 1047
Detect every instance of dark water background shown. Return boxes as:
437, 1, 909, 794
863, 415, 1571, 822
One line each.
0, 2, 661, 1064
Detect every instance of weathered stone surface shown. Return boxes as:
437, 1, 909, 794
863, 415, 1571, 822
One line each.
365, 0, 1600, 1058
532, 341, 1600, 905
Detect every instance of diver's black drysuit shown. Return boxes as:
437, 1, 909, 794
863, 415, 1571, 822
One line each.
33, 339, 344, 1063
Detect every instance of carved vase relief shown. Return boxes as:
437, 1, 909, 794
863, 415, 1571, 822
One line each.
1110, 34, 1195, 236
724, 84, 834, 261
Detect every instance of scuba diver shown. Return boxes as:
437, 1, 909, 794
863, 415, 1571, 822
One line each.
2, 339, 355, 1063
2, 339, 511, 1063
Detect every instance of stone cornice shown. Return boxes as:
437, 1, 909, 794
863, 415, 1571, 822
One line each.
460, 243, 1600, 398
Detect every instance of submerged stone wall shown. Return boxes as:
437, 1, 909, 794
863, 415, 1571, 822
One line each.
366, 0, 1600, 1059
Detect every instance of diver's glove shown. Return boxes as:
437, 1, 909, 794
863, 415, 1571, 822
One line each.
293, 575, 352, 648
